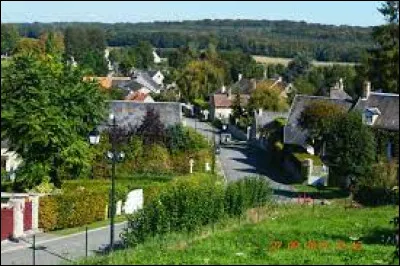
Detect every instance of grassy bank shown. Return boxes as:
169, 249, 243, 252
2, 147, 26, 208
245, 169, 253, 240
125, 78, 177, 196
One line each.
78, 204, 398, 265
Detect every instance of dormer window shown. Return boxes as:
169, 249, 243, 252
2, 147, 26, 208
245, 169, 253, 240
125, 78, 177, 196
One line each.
363, 107, 381, 126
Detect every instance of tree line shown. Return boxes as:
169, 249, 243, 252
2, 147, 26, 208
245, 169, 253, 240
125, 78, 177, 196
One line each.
2, 18, 374, 62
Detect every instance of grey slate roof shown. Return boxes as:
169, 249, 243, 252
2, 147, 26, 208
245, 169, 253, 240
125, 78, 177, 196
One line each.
230, 78, 256, 94
284, 95, 354, 148
329, 88, 352, 100
353, 92, 399, 131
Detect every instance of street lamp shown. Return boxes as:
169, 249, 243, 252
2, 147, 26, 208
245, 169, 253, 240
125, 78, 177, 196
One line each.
88, 128, 100, 179
88, 113, 125, 251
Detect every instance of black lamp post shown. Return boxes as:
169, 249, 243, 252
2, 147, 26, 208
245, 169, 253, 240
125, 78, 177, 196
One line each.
88, 113, 124, 251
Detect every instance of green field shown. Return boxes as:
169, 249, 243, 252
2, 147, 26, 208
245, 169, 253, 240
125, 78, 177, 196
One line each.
252, 55, 357, 67
78, 204, 398, 265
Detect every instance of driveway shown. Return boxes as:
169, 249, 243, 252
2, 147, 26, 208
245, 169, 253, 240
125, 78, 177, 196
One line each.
184, 117, 296, 202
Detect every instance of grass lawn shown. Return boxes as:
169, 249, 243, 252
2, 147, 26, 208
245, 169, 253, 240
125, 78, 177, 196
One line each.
77, 204, 398, 265
51, 215, 127, 236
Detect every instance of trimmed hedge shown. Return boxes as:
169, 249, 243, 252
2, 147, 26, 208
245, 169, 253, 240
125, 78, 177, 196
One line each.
39, 189, 107, 232
122, 175, 272, 247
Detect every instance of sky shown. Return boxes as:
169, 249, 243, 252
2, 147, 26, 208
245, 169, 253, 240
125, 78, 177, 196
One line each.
1, 1, 384, 27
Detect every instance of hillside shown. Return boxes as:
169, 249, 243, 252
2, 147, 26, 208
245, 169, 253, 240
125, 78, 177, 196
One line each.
8, 19, 374, 62
79, 204, 398, 265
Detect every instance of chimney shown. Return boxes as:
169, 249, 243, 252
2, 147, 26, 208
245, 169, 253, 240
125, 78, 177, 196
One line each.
250, 79, 257, 91
238, 73, 243, 81
362, 81, 371, 100
221, 85, 226, 94
339, 78, 344, 91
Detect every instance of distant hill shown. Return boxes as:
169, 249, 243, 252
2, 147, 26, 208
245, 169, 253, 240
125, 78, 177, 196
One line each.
6, 19, 375, 62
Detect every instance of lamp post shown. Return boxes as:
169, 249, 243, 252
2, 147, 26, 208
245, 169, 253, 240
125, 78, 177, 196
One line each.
88, 113, 124, 251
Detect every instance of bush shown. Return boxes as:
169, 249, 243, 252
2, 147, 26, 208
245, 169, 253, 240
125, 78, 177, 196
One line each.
225, 176, 272, 217
39, 196, 59, 231
39, 187, 108, 231
56, 189, 107, 229
122, 174, 225, 247
139, 144, 172, 174
212, 118, 222, 129
355, 162, 399, 206
122, 175, 272, 247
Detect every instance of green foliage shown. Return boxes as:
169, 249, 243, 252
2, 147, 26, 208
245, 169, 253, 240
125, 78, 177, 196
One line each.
26, 176, 60, 194
227, 175, 272, 212
365, 1, 399, 93
177, 60, 225, 102
249, 82, 289, 112
39, 196, 59, 231
298, 101, 347, 153
122, 176, 271, 247
64, 26, 108, 75
284, 53, 312, 82
325, 111, 376, 186
1, 53, 107, 188
78, 205, 398, 265
1, 24, 20, 55
39, 189, 108, 231
106, 87, 126, 100
220, 50, 264, 83
355, 162, 399, 206
122, 173, 224, 246
137, 107, 166, 146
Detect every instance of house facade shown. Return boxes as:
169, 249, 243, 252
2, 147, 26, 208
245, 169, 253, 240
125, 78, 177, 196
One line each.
1, 141, 22, 180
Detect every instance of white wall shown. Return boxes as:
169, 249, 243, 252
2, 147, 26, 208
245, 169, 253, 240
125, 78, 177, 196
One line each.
1, 149, 22, 173
152, 71, 164, 86
214, 108, 232, 120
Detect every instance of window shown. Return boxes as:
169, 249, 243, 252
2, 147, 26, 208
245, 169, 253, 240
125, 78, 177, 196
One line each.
364, 113, 373, 125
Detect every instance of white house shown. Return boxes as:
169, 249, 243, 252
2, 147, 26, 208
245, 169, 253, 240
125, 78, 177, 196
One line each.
153, 50, 162, 64
1, 141, 22, 180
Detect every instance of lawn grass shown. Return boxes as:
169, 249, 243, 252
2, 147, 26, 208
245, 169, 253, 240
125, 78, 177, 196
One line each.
51, 215, 127, 236
77, 204, 398, 265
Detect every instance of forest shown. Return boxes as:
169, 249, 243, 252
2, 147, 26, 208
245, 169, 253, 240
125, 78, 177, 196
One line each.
5, 19, 374, 62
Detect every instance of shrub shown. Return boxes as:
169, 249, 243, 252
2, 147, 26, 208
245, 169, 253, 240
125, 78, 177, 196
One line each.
225, 176, 272, 217
122, 175, 271, 247
355, 162, 399, 205
55, 189, 107, 229
122, 174, 225, 247
139, 144, 172, 174
39, 196, 59, 231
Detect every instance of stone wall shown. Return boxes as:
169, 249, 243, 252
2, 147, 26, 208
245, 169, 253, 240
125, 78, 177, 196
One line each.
108, 101, 183, 128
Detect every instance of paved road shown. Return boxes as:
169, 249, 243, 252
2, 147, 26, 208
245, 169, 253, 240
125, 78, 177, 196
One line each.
1, 222, 127, 265
184, 118, 296, 202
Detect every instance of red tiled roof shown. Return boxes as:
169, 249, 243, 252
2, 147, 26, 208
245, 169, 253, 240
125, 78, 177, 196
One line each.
212, 94, 250, 108
125, 92, 149, 102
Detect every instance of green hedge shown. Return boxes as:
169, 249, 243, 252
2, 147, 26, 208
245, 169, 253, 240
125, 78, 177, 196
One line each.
355, 186, 399, 206
39, 189, 107, 232
122, 175, 272, 247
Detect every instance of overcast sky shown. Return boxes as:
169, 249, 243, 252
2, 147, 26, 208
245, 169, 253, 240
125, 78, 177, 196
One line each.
1, 1, 384, 27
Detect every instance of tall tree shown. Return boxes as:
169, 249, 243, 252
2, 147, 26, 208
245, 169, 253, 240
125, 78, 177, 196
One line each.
298, 101, 347, 154
366, 1, 399, 93
284, 53, 312, 82
248, 81, 289, 112
1, 24, 20, 55
1, 53, 107, 187
38, 31, 65, 57
325, 111, 376, 186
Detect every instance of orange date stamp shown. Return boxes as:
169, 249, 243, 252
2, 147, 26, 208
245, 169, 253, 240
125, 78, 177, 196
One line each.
268, 240, 363, 251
